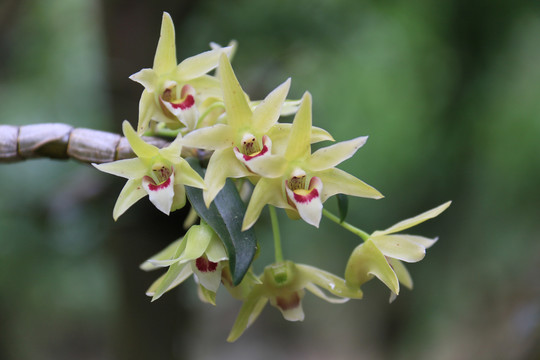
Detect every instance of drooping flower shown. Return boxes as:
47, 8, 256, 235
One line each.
227, 261, 363, 342
130, 12, 233, 133
241, 91, 383, 230
93, 121, 205, 219
182, 54, 333, 207
141, 222, 228, 304
345, 201, 451, 301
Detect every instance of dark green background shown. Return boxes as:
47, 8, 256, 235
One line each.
1, 0, 539, 359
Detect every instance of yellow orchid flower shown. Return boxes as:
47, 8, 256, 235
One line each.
93, 121, 205, 219
227, 261, 362, 342
241, 91, 383, 230
345, 201, 451, 301
130, 12, 233, 133
182, 54, 333, 207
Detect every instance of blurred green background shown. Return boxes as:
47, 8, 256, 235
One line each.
1, 0, 539, 359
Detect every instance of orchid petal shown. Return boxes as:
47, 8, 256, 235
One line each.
152, 12, 177, 74
227, 287, 268, 342
140, 238, 184, 271
280, 99, 302, 116
267, 124, 334, 154
238, 153, 287, 178
174, 160, 206, 189
242, 177, 291, 230
345, 240, 399, 295
158, 137, 183, 162
176, 46, 233, 80
203, 148, 251, 207
252, 78, 291, 133
123, 121, 159, 158
112, 179, 146, 220
92, 158, 147, 179
160, 91, 199, 130
306, 136, 368, 172
192, 260, 224, 293
181, 124, 235, 150
178, 225, 213, 263
197, 281, 217, 305
149, 262, 193, 301
270, 290, 305, 321
142, 172, 175, 215
304, 283, 349, 304
129, 68, 158, 92
397, 235, 438, 249
285, 92, 312, 161
371, 235, 426, 263
136, 90, 162, 134
285, 177, 323, 228
297, 264, 363, 300
171, 183, 187, 212
372, 201, 451, 236
317, 167, 383, 202
388, 258, 413, 290
219, 54, 252, 130
205, 235, 228, 263
187, 75, 222, 98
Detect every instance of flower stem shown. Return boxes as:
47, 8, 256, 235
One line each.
197, 102, 225, 128
269, 206, 284, 263
322, 208, 370, 241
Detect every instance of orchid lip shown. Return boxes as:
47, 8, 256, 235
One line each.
143, 176, 172, 191
195, 256, 219, 273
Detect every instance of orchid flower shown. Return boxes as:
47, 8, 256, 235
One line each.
141, 223, 228, 304
130, 12, 233, 133
345, 201, 451, 301
227, 261, 362, 342
241, 92, 383, 230
93, 121, 205, 219
182, 54, 333, 207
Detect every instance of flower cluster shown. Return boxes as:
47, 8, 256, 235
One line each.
93, 12, 451, 341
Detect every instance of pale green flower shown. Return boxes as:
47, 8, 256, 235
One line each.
141, 223, 228, 304
227, 261, 363, 342
345, 201, 451, 301
242, 91, 383, 230
130, 12, 232, 133
93, 121, 205, 219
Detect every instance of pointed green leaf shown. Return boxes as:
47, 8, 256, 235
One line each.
185, 158, 257, 285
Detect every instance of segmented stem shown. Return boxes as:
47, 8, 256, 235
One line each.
0, 123, 198, 164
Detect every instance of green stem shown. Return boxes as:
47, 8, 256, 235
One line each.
196, 102, 225, 128
322, 208, 370, 241
269, 206, 284, 263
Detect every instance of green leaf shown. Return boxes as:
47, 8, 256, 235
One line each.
185, 158, 257, 285
337, 194, 349, 223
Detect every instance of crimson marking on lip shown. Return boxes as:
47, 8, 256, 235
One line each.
241, 145, 269, 161
145, 177, 171, 191
169, 94, 195, 110
293, 188, 319, 203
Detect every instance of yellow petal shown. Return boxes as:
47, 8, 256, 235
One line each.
252, 78, 291, 133
219, 54, 252, 130
112, 178, 146, 220
285, 92, 312, 161
345, 240, 399, 295
123, 120, 159, 158
317, 167, 383, 202
153, 12, 177, 74
306, 136, 368, 172
372, 201, 451, 236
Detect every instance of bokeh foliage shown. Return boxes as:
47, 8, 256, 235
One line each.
0, 0, 539, 359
